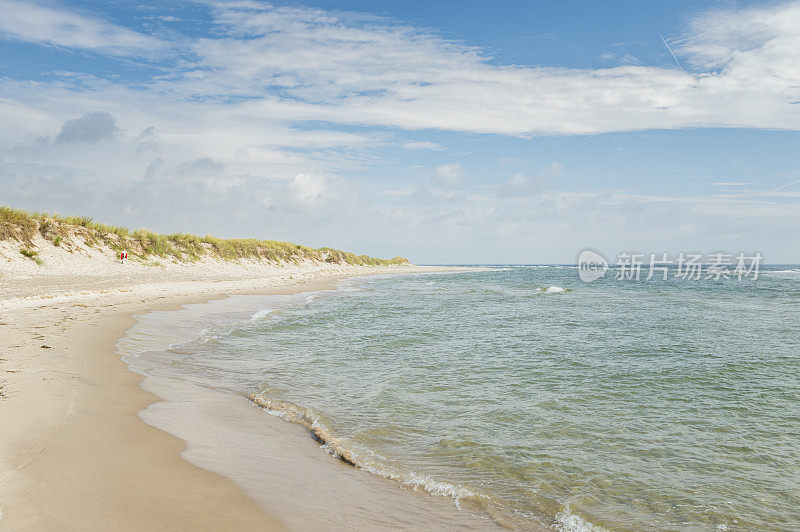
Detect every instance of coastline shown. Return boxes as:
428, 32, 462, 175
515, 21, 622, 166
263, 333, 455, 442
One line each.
0, 264, 495, 530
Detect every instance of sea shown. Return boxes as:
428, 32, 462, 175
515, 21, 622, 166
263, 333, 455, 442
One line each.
117, 265, 800, 530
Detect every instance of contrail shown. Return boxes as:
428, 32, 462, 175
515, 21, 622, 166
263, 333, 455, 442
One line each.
659, 33, 685, 72
773, 178, 800, 191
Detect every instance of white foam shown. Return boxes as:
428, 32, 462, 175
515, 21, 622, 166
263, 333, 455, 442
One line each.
249, 307, 274, 321
553, 505, 605, 531
342, 449, 484, 509
395, 470, 479, 503
537, 286, 569, 293
763, 269, 800, 276
249, 394, 486, 508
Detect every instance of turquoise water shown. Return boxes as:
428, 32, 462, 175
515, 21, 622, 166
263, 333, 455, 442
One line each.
132, 267, 800, 530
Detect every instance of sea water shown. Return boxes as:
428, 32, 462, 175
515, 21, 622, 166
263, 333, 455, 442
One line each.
119, 266, 800, 530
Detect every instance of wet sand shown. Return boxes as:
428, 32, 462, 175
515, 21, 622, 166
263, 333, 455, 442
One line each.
0, 265, 497, 530
0, 293, 283, 530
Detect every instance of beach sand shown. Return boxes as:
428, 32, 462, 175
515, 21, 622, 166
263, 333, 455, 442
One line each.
0, 260, 498, 530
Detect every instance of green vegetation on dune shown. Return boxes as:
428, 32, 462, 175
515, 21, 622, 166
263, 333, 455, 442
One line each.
0, 206, 37, 242
19, 248, 42, 265
0, 206, 409, 266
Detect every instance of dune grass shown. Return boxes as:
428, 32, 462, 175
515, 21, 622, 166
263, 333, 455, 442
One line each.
19, 248, 43, 265
0, 205, 409, 266
0, 206, 37, 243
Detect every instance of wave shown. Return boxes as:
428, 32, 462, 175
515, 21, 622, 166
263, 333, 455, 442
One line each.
249, 394, 584, 530
553, 506, 606, 532
248, 394, 488, 507
762, 269, 800, 275
537, 286, 571, 293
249, 307, 275, 321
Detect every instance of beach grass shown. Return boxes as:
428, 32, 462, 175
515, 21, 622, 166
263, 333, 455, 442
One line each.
0, 205, 409, 266
19, 247, 43, 265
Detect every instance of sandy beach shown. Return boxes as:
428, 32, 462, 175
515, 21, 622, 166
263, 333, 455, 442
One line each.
2, 1, 797, 527
0, 254, 498, 530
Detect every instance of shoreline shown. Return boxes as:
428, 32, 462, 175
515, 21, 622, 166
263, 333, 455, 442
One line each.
0, 289, 283, 530
0, 265, 495, 530
118, 276, 506, 530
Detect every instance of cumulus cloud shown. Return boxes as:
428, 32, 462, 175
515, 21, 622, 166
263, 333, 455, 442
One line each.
289, 174, 327, 205
135, 127, 160, 153
176, 157, 224, 178
497, 162, 564, 197
434, 163, 465, 186
499, 174, 539, 197
143, 158, 165, 181
55, 111, 118, 144
547, 161, 564, 177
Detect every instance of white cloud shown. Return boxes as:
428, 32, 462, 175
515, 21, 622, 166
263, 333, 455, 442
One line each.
2, 0, 798, 139
507, 174, 531, 188
496, 162, 564, 197
547, 161, 564, 177
0, 0, 798, 156
498, 173, 539, 197
434, 163, 464, 186
2, 1, 800, 261
680, 2, 800, 70
176, 157, 224, 178
172, 0, 800, 135
55, 111, 118, 144
403, 141, 446, 151
0, 0, 164, 56
289, 173, 344, 206
135, 127, 160, 153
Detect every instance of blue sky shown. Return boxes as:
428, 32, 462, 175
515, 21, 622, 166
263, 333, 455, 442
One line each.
1, 0, 799, 263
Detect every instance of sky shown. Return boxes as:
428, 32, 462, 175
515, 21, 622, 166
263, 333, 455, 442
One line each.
1, 0, 799, 263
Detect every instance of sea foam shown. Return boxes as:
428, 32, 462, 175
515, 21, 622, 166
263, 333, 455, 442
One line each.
248, 394, 487, 508
249, 307, 274, 321
536, 285, 569, 293
553, 506, 605, 532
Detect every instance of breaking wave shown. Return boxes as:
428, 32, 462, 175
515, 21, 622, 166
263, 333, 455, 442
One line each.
248, 394, 488, 507
537, 286, 571, 293
249, 307, 275, 321
552, 506, 605, 532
